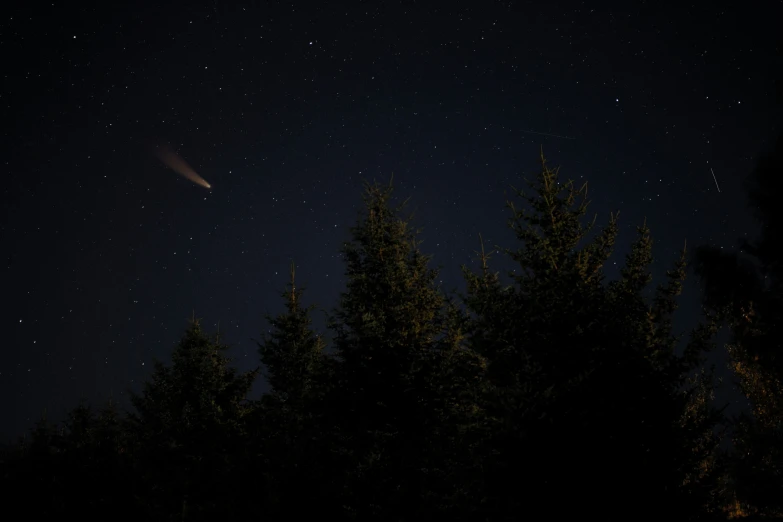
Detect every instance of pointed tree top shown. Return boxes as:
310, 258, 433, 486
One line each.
290, 259, 296, 286
474, 233, 497, 272
188, 310, 202, 328
289, 259, 297, 306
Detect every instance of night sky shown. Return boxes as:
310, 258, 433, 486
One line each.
2, 1, 782, 442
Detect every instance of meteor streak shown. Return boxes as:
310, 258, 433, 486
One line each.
154, 145, 212, 189
711, 168, 721, 193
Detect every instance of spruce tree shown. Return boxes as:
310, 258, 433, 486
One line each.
679, 367, 728, 513
55, 400, 141, 518
693, 133, 783, 518
326, 178, 447, 519
460, 150, 721, 519
127, 316, 258, 520
0, 401, 142, 520
419, 283, 488, 519
255, 261, 332, 516
2, 411, 65, 514
257, 260, 327, 406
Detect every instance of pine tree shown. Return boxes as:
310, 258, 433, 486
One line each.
460, 150, 721, 519
693, 133, 783, 517
255, 260, 333, 516
326, 178, 447, 519
0, 400, 142, 520
679, 366, 730, 517
127, 316, 258, 520
3, 410, 66, 514
55, 400, 142, 519
258, 260, 327, 406
418, 288, 488, 519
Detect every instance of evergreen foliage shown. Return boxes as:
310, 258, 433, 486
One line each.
460, 150, 722, 519
126, 315, 258, 520
258, 260, 327, 405
0, 150, 778, 521
693, 133, 783, 518
254, 260, 332, 517
323, 179, 449, 519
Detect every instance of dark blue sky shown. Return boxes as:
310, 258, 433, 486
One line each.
2, 1, 781, 441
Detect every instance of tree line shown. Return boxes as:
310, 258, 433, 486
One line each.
1, 148, 780, 520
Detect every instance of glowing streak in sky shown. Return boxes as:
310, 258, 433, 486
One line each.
154, 145, 211, 189
711, 168, 721, 193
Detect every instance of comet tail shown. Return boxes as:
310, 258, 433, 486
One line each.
154, 146, 212, 189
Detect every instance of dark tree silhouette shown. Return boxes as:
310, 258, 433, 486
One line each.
0, 402, 142, 520
322, 178, 451, 519
460, 151, 722, 519
2, 150, 770, 522
127, 316, 259, 520
693, 132, 783, 518
254, 260, 334, 517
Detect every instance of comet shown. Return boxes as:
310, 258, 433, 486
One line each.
154, 145, 212, 189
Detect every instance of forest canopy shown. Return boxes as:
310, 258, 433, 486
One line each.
1, 150, 781, 521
